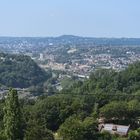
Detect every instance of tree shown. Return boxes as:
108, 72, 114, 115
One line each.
3, 89, 23, 140
128, 128, 140, 140
100, 101, 128, 120
31, 95, 71, 131
99, 131, 112, 140
58, 116, 84, 140
24, 120, 54, 140
82, 117, 99, 140
58, 116, 99, 140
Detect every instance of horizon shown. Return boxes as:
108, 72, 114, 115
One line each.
0, 0, 140, 38
0, 34, 140, 39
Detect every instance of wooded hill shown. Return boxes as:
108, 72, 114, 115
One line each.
0, 62, 140, 140
63, 61, 140, 95
0, 53, 51, 88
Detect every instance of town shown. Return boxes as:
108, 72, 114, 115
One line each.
1, 36, 140, 78
0, 36, 140, 94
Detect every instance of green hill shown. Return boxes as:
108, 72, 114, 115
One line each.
64, 61, 140, 94
0, 53, 51, 88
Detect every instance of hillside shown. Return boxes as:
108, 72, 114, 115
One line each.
0, 53, 51, 88
63, 61, 140, 95
0, 62, 140, 140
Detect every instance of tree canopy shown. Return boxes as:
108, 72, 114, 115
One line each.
0, 53, 52, 88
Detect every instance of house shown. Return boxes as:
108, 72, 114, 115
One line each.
99, 124, 130, 136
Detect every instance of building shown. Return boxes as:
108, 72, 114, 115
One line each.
99, 124, 130, 136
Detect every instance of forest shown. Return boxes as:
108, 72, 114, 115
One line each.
0, 62, 140, 140
0, 53, 51, 88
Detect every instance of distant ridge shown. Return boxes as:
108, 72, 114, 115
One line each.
0, 35, 140, 46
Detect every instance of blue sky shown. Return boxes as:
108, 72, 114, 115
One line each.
0, 0, 140, 37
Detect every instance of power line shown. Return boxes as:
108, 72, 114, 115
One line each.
43, 92, 140, 97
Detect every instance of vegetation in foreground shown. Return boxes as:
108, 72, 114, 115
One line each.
0, 62, 140, 139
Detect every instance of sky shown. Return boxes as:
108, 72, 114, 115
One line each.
0, 0, 140, 37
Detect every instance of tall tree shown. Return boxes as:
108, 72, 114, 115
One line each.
4, 89, 23, 140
